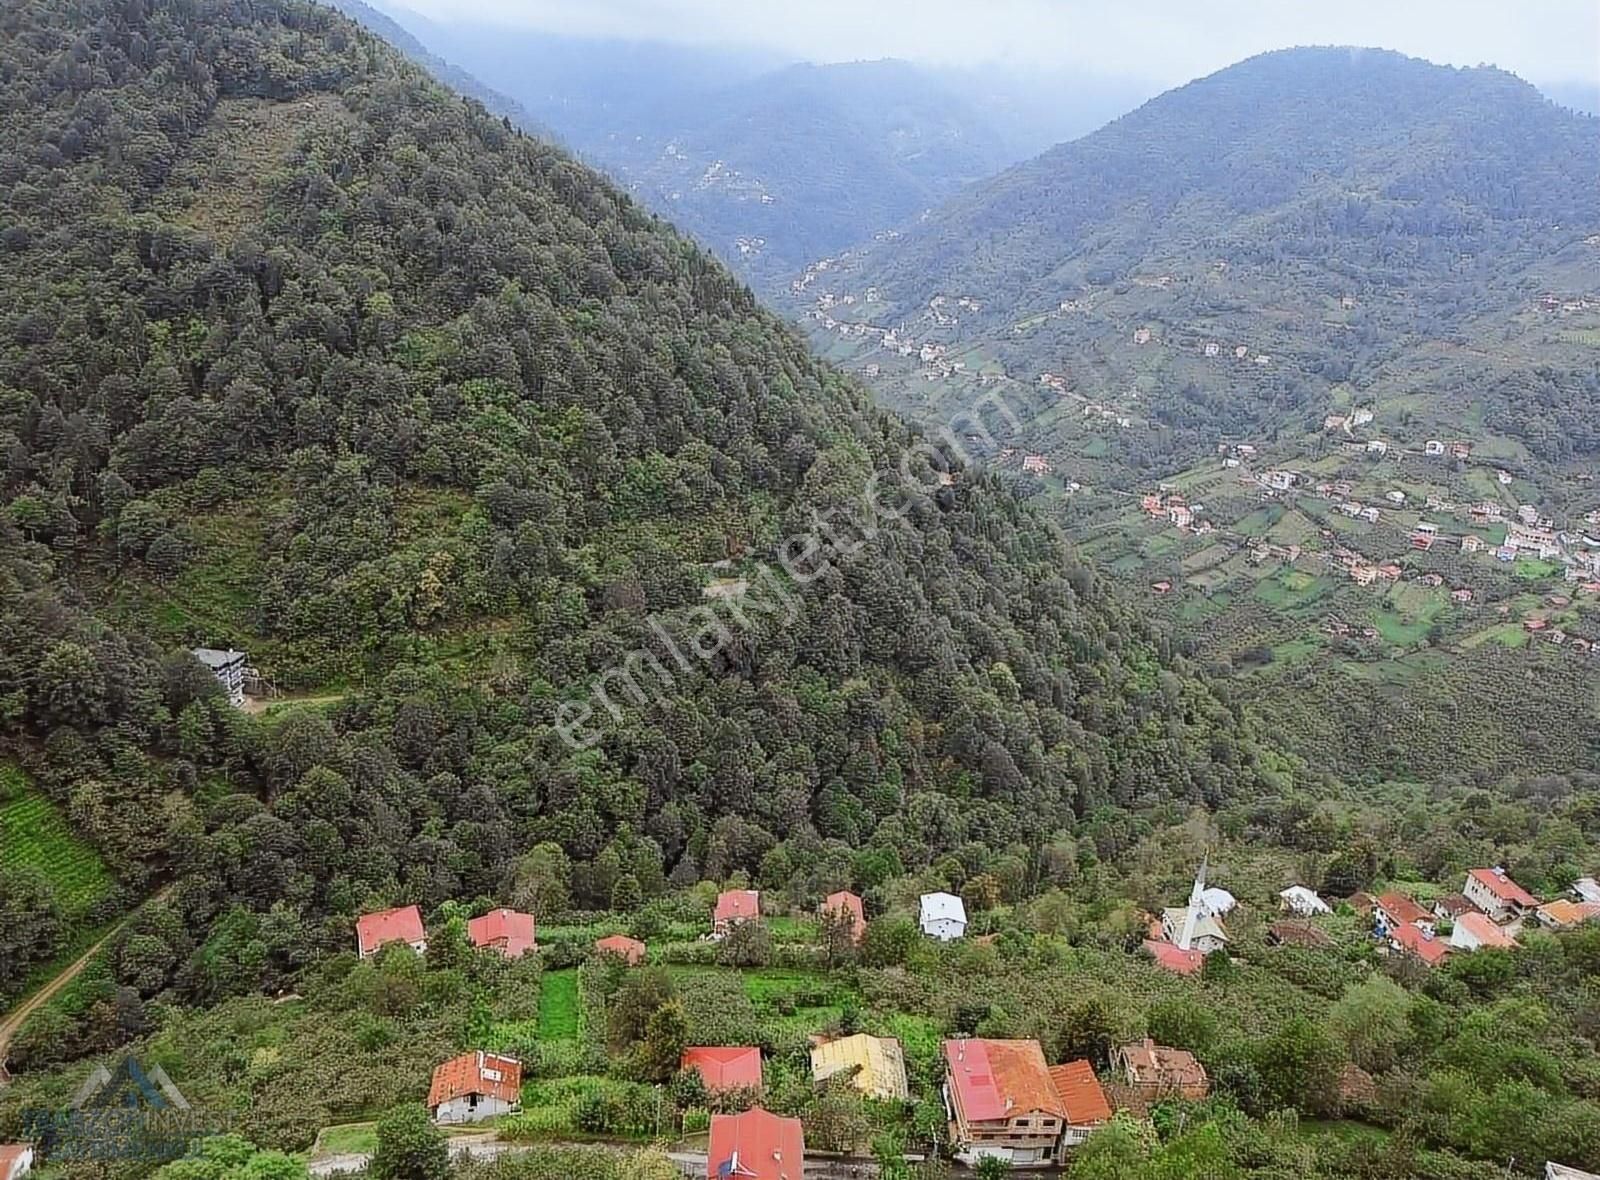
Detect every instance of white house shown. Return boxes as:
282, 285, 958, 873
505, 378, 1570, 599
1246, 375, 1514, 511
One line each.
1574, 877, 1600, 904
1200, 887, 1237, 916
1278, 886, 1331, 917
920, 892, 968, 941
428, 1051, 522, 1124
1463, 868, 1539, 923
0, 1145, 33, 1180
192, 647, 247, 708
1449, 912, 1518, 952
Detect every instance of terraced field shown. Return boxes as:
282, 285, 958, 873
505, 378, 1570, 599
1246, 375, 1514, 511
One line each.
0, 762, 112, 921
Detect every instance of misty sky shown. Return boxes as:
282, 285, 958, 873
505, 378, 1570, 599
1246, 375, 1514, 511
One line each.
397, 0, 1600, 87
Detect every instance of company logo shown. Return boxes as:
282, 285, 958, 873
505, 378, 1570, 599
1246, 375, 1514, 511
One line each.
72, 1059, 192, 1110
23, 1057, 227, 1163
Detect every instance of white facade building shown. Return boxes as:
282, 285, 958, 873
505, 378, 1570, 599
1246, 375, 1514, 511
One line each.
920, 892, 968, 941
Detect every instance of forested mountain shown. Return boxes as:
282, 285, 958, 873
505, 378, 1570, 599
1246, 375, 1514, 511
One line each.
318, 0, 553, 139
325, 5, 1045, 292
797, 47, 1600, 782
0, 0, 1279, 1006
5, 11, 1600, 1179
806, 47, 1600, 462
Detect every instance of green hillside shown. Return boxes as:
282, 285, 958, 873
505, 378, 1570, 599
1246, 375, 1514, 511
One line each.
1, 9, 1598, 1180
796, 47, 1600, 780
0, 0, 1274, 1020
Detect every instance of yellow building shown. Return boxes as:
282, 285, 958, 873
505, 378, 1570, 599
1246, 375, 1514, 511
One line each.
809, 1034, 909, 1102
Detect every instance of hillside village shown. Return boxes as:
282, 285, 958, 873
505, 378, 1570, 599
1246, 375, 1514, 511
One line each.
788, 259, 1600, 677
176, 868, 1596, 1176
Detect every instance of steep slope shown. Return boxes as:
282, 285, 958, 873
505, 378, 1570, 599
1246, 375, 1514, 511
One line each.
0, 0, 1279, 997
319, 0, 554, 140
795, 48, 1600, 782
340, 6, 1023, 292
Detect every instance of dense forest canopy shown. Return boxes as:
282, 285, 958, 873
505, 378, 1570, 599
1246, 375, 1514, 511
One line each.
0, 0, 1284, 998
2, 7, 1600, 1180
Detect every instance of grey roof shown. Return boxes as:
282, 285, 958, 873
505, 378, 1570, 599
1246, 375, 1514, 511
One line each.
920, 892, 967, 924
192, 647, 246, 668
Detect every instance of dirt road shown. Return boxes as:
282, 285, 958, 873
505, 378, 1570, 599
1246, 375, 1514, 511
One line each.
0, 920, 128, 1075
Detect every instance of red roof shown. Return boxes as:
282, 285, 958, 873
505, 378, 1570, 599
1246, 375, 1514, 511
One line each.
707, 1108, 804, 1180
683, 1046, 763, 1092
1454, 911, 1517, 949
1375, 892, 1431, 929
1143, 938, 1203, 976
467, 909, 537, 958
1391, 923, 1451, 966
0, 1146, 32, 1180
1468, 868, 1538, 908
820, 891, 866, 941
943, 1039, 1063, 1123
595, 934, 646, 964
715, 890, 760, 924
1048, 1060, 1112, 1127
356, 905, 425, 956
427, 1051, 521, 1108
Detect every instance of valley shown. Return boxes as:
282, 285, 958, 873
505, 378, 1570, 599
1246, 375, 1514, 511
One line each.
0, 5, 1597, 1180
792, 48, 1600, 782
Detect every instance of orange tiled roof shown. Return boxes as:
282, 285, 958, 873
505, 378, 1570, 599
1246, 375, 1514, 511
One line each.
683, 1046, 763, 1092
715, 890, 760, 924
595, 934, 646, 963
820, 891, 865, 941
1455, 912, 1517, 949
1375, 891, 1430, 928
356, 905, 424, 956
1048, 1060, 1111, 1126
944, 1039, 1063, 1122
1468, 868, 1538, 908
707, 1108, 803, 1180
467, 909, 536, 957
1538, 899, 1600, 927
1143, 938, 1203, 975
427, 1051, 521, 1108
1391, 923, 1450, 965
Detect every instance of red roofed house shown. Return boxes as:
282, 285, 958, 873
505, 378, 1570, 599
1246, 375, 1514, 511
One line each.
1048, 1061, 1111, 1156
1450, 911, 1519, 952
1463, 868, 1539, 923
682, 1046, 763, 1093
1373, 892, 1434, 936
943, 1039, 1064, 1164
467, 909, 537, 959
0, 1145, 34, 1180
1390, 922, 1451, 967
1114, 1039, 1209, 1102
819, 891, 866, 943
427, 1051, 522, 1124
707, 1108, 803, 1180
594, 934, 646, 965
356, 905, 427, 959
713, 890, 761, 939
1142, 939, 1203, 976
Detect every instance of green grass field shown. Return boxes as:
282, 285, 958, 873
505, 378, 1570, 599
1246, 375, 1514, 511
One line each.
538, 968, 580, 1039
0, 763, 112, 920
